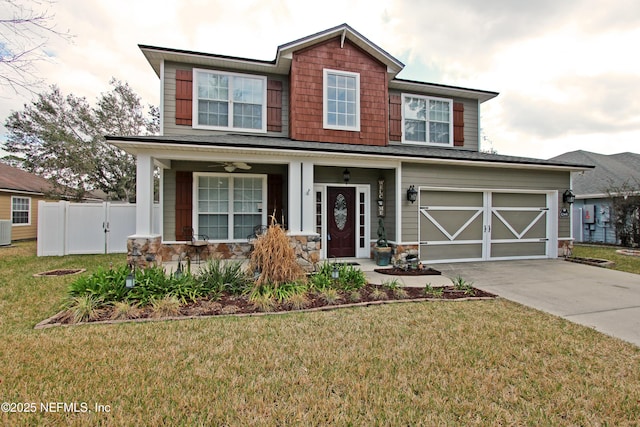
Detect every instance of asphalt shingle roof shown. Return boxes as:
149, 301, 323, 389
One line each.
0, 163, 56, 194
108, 134, 593, 169
550, 150, 640, 195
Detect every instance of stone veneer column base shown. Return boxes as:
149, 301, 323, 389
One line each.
127, 235, 163, 268
289, 234, 322, 271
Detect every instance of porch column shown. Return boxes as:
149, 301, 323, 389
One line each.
135, 153, 154, 236
288, 161, 302, 233
301, 161, 315, 234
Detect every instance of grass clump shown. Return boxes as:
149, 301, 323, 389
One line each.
247, 219, 307, 287
64, 294, 104, 323
151, 295, 181, 318
110, 301, 141, 320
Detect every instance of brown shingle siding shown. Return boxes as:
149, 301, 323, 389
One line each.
289, 37, 388, 146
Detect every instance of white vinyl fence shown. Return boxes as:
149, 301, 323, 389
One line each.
37, 201, 160, 256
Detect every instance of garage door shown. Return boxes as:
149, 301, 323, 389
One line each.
419, 190, 552, 263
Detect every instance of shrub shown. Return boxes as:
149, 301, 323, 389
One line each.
310, 262, 367, 292
197, 259, 249, 297
68, 266, 129, 303
247, 219, 306, 287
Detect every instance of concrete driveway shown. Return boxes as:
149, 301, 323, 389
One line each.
435, 259, 640, 347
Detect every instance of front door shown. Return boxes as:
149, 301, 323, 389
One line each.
327, 187, 356, 258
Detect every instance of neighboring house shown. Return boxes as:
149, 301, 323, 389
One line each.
550, 150, 640, 244
0, 163, 59, 241
108, 24, 591, 267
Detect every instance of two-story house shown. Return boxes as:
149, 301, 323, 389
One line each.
108, 24, 591, 267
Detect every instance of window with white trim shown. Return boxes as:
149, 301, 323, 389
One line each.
194, 174, 266, 240
323, 69, 360, 131
193, 69, 267, 132
11, 196, 30, 225
402, 94, 453, 145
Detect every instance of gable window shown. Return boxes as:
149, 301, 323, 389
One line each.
194, 174, 267, 241
402, 94, 453, 146
11, 196, 30, 225
323, 69, 360, 131
193, 69, 267, 132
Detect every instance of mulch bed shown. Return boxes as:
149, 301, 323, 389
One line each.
33, 269, 86, 277
37, 284, 496, 328
374, 267, 441, 276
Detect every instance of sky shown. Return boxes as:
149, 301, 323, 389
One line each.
1, 0, 639, 160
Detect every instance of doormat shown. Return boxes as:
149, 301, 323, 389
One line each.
374, 267, 441, 276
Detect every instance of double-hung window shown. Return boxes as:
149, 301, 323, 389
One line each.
194, 69, 267, 132
402, 94, 453, 146
194, 174, 266, 241
11, 196, 30, 225
323, 69, 360, 131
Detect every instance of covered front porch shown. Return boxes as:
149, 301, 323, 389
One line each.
126, 143, 402, 269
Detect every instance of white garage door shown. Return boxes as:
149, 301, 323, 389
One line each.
419, 190, 554, 263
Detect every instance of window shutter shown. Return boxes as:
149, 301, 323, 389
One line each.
175, 171, 193, 240
267, 79, 282, 132
175, 70, 193, 126
453, 102, 464, 147
389, 94, 402, 141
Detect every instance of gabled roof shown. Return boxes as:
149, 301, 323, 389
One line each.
139, 24, 497, 103
549, 150, 640, 197
0, 163, 56, 195
108, 134, 593, 172
276, 23, 404, 75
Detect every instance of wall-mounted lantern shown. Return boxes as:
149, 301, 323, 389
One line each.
343, 168, 351, 184
407, 185, 418, 203
563, 189, 575, 204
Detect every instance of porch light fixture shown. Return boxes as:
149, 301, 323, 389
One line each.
343, 168, 351, 184
407, 185, 418, 203
125, 265, 135, 289
563, 189, 575, 204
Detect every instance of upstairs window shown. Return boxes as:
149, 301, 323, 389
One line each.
11, 196, 30, 225
402, 94, 453, 146
193, 69, 267, 132
323, 69, 360, 131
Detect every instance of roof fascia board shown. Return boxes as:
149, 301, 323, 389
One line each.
390, 78, 499, 103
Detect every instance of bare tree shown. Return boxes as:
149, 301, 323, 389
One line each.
0, 0, 72, 93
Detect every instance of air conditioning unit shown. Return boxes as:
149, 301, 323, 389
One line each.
0, 220, 11, 246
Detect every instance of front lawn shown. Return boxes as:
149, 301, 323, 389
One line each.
1, 241, 639, 425
573, 244, 640, 274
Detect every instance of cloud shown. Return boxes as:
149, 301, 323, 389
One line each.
501, 73, 640, 138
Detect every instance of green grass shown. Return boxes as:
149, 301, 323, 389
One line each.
573, 244, 640, 274
1, 241, 639, 425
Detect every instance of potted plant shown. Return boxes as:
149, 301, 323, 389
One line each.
373, 218, 393, 266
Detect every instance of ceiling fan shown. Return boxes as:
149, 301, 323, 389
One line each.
208, 162, 252, 172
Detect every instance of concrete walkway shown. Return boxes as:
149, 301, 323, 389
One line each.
433, 259, 640, 347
